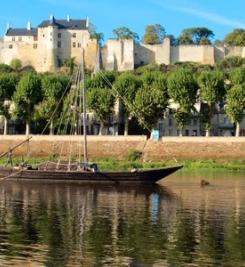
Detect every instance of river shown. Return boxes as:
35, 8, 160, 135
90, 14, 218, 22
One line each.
0, 171, 245, 267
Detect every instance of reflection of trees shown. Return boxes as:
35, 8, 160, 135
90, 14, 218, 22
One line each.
0, 182, 245, 267
166, 209, 197, 267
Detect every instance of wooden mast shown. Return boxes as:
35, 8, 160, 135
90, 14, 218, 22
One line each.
81, 49, 88, 164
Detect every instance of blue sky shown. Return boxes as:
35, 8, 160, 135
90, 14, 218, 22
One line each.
1, 0, 245, 42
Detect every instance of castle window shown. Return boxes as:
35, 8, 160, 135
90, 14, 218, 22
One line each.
58, 33, 61, 38
9, 44, 13, 49
72, 33, 76, 38
12, 37, 15, 41
18, 37, 22, 41
58, 41, 61, 48
78, 43, 81, 48
33, 43, 38, 49
73, 42, 76, 48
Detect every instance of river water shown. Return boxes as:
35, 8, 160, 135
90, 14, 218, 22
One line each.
0, 171, 245, 267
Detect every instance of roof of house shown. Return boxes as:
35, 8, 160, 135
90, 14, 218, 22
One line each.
6, 28, 38, 36
38, 18, 88, 30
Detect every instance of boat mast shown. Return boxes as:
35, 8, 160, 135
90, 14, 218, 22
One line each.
81, 49, 88, 164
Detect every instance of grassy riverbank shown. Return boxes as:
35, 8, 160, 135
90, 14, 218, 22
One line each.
1, 157, 245, 172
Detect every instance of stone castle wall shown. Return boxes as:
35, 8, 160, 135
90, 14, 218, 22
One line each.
1, 32, 245, 72
1, 135, 245, 161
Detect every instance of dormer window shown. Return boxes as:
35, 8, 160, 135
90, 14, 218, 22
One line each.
72, 33, 76, 38
58, 33, 61, 38
12, 37, 15, 41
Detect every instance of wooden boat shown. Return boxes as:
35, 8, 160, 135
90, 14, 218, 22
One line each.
0, 52, 182, 184
0, 165, 182, 184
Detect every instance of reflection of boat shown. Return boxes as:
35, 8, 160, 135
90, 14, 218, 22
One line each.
0, 53, 182, 184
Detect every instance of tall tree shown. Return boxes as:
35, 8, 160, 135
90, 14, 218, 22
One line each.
143, 24, 166, 45
112, 27, 139, 42
197, 70, 225, 136
224, 29, 245, 46
178, 27, 214, 45
226, 85, 245, 137
131, 70, 169, 134
114, 72, 141, 135
167, 68, 197, 136
87, 88, 115, 135
86, 71, 116, 135
35, 75, 69, 135
13, 73, 42, 135
0, 73, 19, 135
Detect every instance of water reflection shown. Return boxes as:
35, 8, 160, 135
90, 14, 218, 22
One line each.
0, 173, 244, 267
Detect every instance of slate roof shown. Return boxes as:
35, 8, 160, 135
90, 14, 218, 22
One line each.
38, 19, 87, 30
6, 28, 38, 36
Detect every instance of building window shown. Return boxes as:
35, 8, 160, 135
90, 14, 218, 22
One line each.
73, 42, 76, 48
72, 33, 76, 38
34, 36, 38, 41
43, 34, 45, 37
58, 41, 61, 48
168, 118, 172, 126
78, 43, 81, 48
58, 33, 61, 38
12, 37, 15, 41
18, 37, 22, 41
33, 43, 38, 49
185, 129, 189, 136
9, 44, 13, 49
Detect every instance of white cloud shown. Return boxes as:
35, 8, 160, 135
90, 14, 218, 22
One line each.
151, 0, 245, 29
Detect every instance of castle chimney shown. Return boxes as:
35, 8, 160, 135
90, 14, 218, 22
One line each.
27, 21, 31, 30
86, 16, 89, 28
49, 14, 54, 23
67, 15, 70, 22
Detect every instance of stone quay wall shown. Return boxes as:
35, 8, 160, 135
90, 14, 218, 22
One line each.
1, 135, 245, 161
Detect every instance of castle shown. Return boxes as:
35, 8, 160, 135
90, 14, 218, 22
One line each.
1, 15, 245, 72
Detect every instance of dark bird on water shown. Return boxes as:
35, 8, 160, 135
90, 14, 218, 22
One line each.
201, 179, 210, 186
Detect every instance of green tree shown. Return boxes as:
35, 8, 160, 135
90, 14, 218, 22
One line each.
229, 67, 245, 86
224, 29, 245, 46
35, 75, 69, 135
178, 27, 214, 45
112, 27, 139, 42
13, 73, 42, 135
63, 57, 76, 75
198, 70, 225, 136
216, 56, 245, 70
114, 72, 141, 135
89, 23, 104, 44
131, 71, 169, 134
167, 68, 197, 136
10, 59, 22, 72
87, 88, 115, 135
225, 85, 245, 137
0, 73, 19, 135
0, 64, 13, 73
143, 24, 166, 45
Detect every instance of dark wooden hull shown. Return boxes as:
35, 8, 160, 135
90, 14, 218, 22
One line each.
0, 165, 182, 184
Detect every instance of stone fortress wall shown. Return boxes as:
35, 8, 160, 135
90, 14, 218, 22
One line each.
0, 17, 245, 72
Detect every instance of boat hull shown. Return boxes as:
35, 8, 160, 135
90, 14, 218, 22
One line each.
0, 166, 182, 184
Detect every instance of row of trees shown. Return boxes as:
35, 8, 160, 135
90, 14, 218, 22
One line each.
107, 25, 245, 46
1, 57, 245, 137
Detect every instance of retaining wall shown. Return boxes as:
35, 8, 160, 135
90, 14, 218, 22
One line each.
1, 135, 245, 161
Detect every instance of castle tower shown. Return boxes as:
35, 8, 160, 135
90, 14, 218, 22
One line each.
45, 15, 58, 72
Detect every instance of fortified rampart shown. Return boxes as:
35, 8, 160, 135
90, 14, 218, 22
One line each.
0, 16, 245, 72
1, 135, 245, 161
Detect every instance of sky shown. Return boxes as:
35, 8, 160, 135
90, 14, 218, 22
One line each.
1, 0, 245, 42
